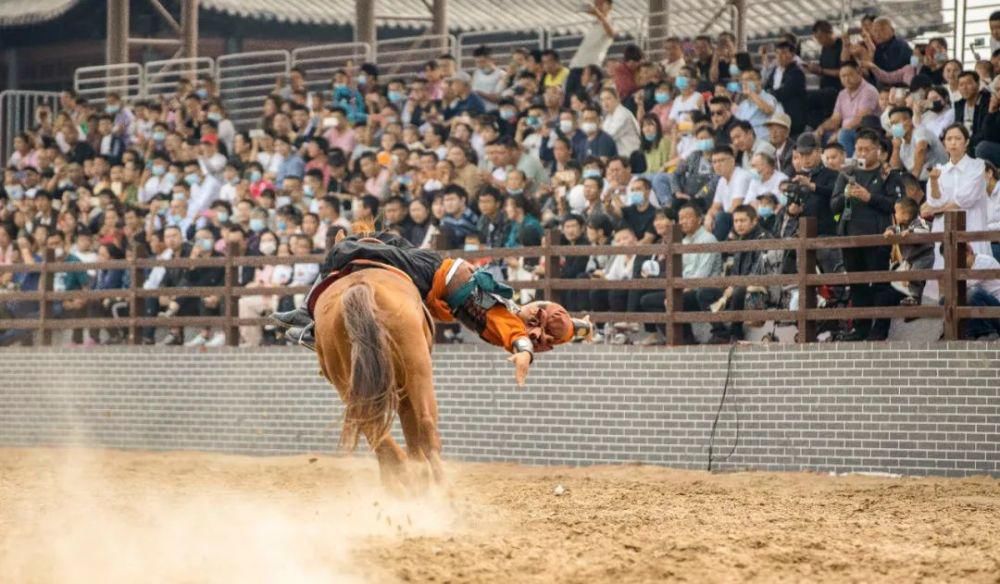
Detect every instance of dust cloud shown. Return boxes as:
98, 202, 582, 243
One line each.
0, 447, 457, 584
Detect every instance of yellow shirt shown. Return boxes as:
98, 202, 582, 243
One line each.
543, 67, 570, 89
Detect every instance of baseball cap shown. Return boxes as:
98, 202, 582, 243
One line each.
200, 134, 219, 146
794, 133, 819, 153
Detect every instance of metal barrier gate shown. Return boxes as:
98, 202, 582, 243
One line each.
456, 29, 545, 71
0, 91, 61, 164
73, 63, 144, 107
290, 42, 373, 95
144, 57, 216, 100
217, 50, 290, 130
376, 34, 457, 83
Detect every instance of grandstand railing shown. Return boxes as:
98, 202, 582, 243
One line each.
290, 42, 374, 94
0, 91, 61, 164
2, 212, 999, 348
143, 57, 216, 100
73, 63, 144, 107
216, 50, 291, 130
376, 34, 458, 83
456, 29, 546, 71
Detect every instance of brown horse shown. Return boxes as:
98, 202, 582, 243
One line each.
313, 267, 444, 494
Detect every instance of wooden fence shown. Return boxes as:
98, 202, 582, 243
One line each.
1, 211, 999, 347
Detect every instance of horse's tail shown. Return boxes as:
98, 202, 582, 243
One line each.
339, 281, 398, 452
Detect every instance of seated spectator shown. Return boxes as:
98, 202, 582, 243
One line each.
238, 231, 289, 347
89, 242, 129, 345
578, 105, 618, 161
966, 246, 1000, 340
404, 198, 438, 249
588, 224, 641, 343
669, 124, 717, 212
734, 68, 780, 140
814, 62, 880, 156
439, 185, 479, 249
600, 87, 642, 162
698, 205, 772, 344
0, 234, 41, 346
607, 177, 657, 243
706, 145, 751, 242
747, 151, 789, 207
888, 106, 948, 181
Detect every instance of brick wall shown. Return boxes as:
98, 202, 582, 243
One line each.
0, 343, 997, 477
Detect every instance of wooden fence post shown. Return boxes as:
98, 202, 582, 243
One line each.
38, 248, 54, 346
543, 227, 561, 304
128, 244, 148, 345
796, 217, 817, 343
223, 242, 240, 347
664, 224, 685, 345
942, 211, 967, 340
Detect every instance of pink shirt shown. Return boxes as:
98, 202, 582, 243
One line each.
834, 82, 880, 127
323, 127, 356, 156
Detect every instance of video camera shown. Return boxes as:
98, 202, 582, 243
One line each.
779, 177, 811, 208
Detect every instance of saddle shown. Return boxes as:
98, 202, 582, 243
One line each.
307, 257, 436, 337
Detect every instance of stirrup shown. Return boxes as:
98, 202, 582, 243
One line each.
286, 323, 316, 352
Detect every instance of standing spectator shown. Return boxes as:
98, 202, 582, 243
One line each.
611, 45, 642, 101
830, 129, 895, 340
806, 20, 844, 93
815, 62, 880, 156
765, 42, 807, 135
922, 124, 993, 299
566, 0, 616, 98
869, 197, 935, 340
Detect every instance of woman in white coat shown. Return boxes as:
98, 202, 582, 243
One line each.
921, 123, 992, 300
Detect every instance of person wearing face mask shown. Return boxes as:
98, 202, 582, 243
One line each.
238, 231, 290, 346
733, 69, 779, 141
888, 106, 948, 181
747, 151, 789, 207
579, 105, 618, 161
608, 178, 658, 244
669, 125, 718, 212
669, 67, 705, 125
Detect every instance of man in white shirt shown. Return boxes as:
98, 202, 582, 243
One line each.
197, 134, 227, 181
599, 87, 641, 158
180, 163, 222, 222
470, 46, 507, 111
660, 37, 686, 80
706, 145, 751, 242
140, 154, 175, 204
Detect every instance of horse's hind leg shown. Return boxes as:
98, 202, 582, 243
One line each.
408, 372, 445, 485
365, 430, 410, 496
398, 397, 432, 491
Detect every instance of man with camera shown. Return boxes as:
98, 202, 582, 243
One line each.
780, 133, 839, 237
830, 129, 896, 341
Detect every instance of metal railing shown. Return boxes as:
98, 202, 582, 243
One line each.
291, 42, 374, 94
143, 57, 216, 99
456, 29, 545, 71
375, 34, 457, 82
216, 50, 291, 130
0, 91, 60, 164
3, 212, 999, 348
73, 63, 144, 107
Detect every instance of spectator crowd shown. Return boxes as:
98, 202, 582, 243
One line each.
3, 0, 1000, 347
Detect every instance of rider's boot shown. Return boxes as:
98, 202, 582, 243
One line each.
285, 323, 316, 351
271, 275, 321, 329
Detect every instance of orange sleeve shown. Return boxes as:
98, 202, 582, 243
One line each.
480, 305, 529, 353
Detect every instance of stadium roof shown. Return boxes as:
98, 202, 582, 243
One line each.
0, 0, 945, 38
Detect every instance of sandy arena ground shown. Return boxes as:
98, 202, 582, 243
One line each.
0, 448, 998, 583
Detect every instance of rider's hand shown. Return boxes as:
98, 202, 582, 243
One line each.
508, 352, 531, 387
